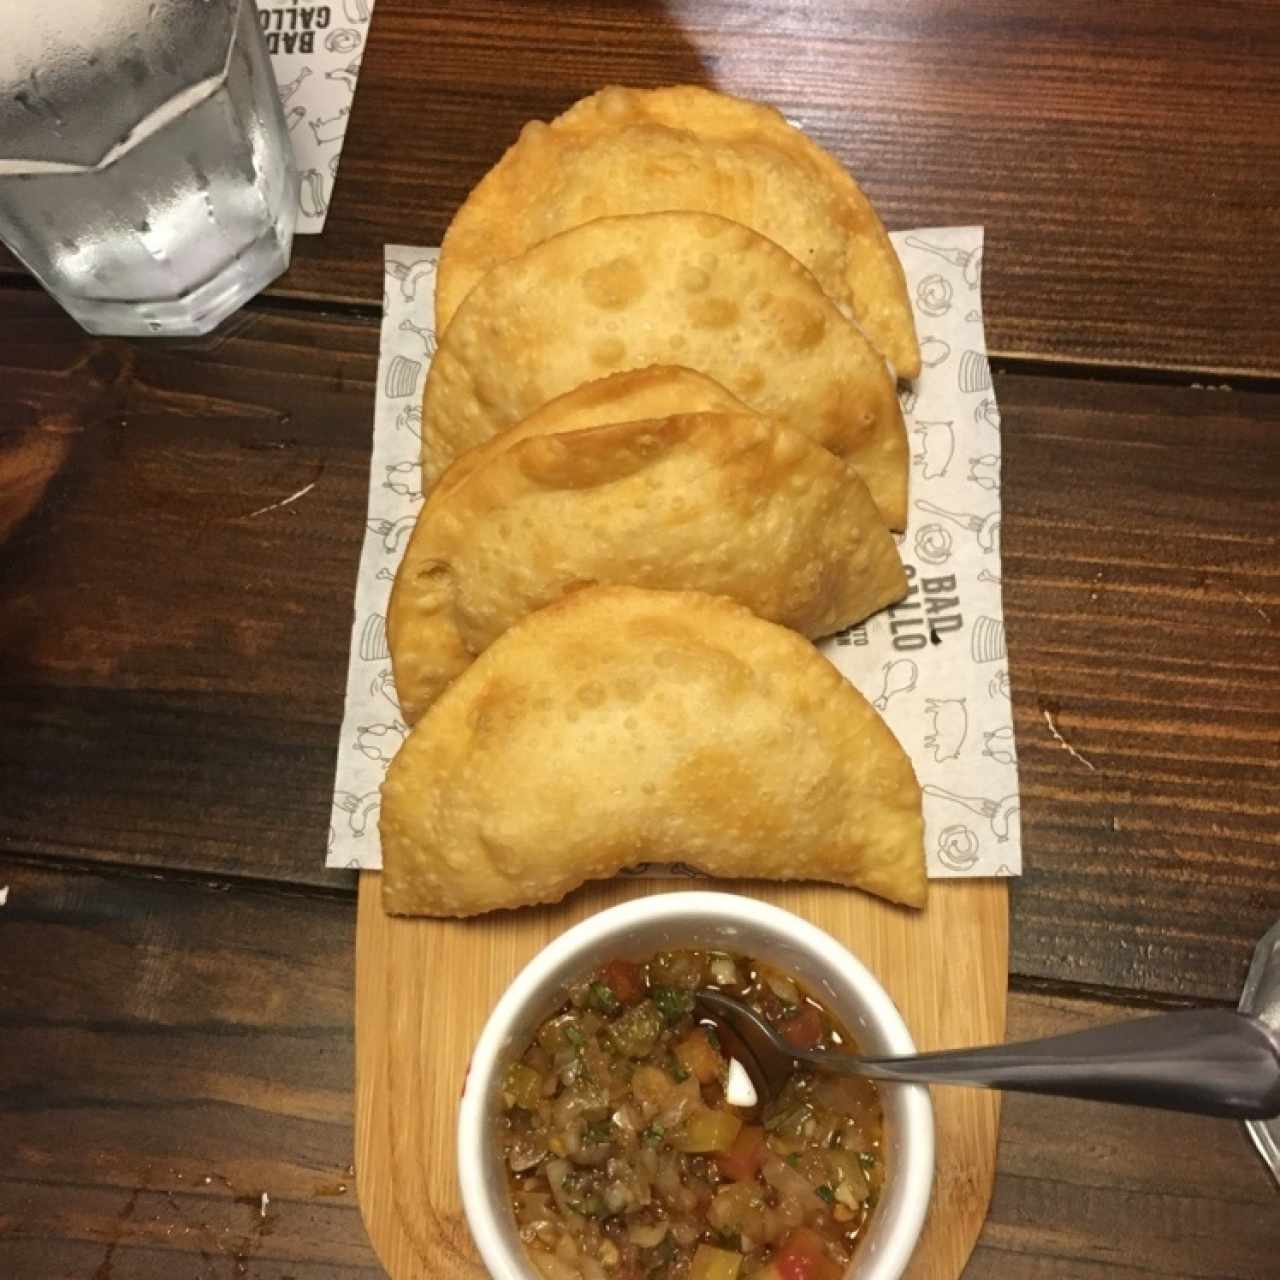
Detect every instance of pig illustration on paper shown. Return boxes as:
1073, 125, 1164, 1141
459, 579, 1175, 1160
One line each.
924, 697, 968, 763
308, 107, 351, 146
912, 420, 955, 480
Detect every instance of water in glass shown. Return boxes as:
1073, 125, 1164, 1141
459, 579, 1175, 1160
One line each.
0, 0, 299, 336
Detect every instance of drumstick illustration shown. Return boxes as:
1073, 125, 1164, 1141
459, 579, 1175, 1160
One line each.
873, 658, 918, 711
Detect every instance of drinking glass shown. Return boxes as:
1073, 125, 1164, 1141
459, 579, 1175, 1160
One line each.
0, 0, 299, 336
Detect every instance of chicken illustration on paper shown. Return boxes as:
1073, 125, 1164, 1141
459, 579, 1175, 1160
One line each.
308, 107, 351, 146
395, 403, 422, 439
914, 499, 1001, 553
982, 726, 1017, 765
384, 460, 423, 500
924, 784, 1020, 843
975, 397, 1001, 430
355, 721, 407, 764
923, 698, 968, 763
912, 420, 955, 479
873, 658, 918, 711
370, 667, 401, 714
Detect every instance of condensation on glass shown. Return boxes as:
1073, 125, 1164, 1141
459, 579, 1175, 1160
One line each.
0, 0, 298, 336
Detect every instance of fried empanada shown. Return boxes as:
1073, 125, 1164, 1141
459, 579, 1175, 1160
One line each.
421, 211, 908, 527
437, 364, 751, 501
435, 84, 920, 377
388, 412, 907, 723
380, 586, 925, 916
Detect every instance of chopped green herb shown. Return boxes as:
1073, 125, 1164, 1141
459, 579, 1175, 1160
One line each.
584, 1120, 615, 1146
786, 1152, 800, 1168
564, 1025, 586, 1049
607, 1001, 665, 1058
667, 1053, 691, 1083
816, 1184, 836, 1205
588, 980, 621, 1016
650, 985, 696, 1023
641, 1124, 665, 1146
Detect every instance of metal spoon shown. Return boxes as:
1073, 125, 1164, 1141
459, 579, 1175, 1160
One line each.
694, 990, 1280, 1120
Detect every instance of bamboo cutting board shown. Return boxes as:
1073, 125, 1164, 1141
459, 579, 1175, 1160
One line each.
355, 872, 1007, 1280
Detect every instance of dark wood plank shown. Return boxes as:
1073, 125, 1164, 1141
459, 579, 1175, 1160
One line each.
2, 860, 1275, 1279
0, 294, 378, 893
0, 860, 381, 1279
1, 290, 1277, 1002
8, 0, 1276, 374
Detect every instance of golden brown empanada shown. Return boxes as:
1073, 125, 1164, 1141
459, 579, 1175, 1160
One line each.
388, 412, 907, 723
436, 364, 751, 501
435, 84, 920, 377
420, 211, 909, 528
380, 586, 925, 916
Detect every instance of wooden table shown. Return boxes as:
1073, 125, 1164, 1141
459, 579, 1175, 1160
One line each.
2, 2, 1278, 1276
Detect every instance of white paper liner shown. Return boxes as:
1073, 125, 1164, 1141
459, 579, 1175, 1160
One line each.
327, 228, 1022, 880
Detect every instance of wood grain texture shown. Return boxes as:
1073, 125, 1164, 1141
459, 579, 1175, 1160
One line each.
7, 0, 1275, 374
355, 874, 1007, 1280
5, 860, 1274, 1280
0, 860, 381, 1279
2, 292, 1275, 1002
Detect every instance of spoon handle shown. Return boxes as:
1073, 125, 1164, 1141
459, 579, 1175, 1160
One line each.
847, 1009, 1280, 1119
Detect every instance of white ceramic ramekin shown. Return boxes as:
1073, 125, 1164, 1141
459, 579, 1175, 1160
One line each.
459, 891, 934, 1280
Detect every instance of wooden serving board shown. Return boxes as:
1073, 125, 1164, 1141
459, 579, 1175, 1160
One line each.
355, 872, 1008, 1280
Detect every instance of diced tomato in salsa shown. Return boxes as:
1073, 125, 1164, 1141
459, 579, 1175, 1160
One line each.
777, 1006, 824, 1050
603, 959, 646, 1006
774, 1228, 842, 1280
675, 1028, 725, 1084
715, 1123, 766, 1182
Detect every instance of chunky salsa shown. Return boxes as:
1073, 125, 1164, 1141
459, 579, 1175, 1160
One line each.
498, 948, 884, 1280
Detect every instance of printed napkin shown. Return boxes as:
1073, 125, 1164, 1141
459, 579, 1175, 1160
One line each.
327, 228, 1022, 880
259, 0, 377, 232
